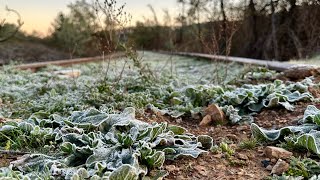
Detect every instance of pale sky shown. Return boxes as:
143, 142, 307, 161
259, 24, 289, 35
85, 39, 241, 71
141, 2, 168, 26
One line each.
0, 0, 178, 36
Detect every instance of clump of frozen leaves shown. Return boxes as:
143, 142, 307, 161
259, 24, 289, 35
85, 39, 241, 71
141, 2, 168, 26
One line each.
0, 108, 213, 179
252, 105, 320, 156
160, 78, 313, 124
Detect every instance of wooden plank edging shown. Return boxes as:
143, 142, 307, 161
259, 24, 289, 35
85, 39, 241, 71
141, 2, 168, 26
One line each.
14, 52, 125, 71
161, 51, 307, 71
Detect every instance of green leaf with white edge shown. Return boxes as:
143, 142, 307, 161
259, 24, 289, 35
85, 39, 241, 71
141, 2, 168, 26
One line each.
167, 146, 207, 160
251, 123, 318, 141
85, 146, 122, 168
0, 107, 213, 179
61, 142, 74, 154
294, 130, 320, 155
197, 135, 214, 149
222, 105, 242, 124
279, 101, 295, 111
287, 91, 312, 102
0, 125, 17, 132
171, 97, 183, 105
108, 164, 139, 180
167, 125, 186, 135
162, 148, 176, 154
144, 151, 165, 169
303, 105, 320, 125
71, 168, 89, 180
18, 122, 34, 133
248, 102, 264, 112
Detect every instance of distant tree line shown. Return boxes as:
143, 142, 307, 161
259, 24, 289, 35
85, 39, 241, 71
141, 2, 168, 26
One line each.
130, 0, 320, 61
2, 0, 320, 61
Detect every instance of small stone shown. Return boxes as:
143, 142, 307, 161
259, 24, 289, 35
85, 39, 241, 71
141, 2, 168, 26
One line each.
237, 153, 249, 161
266, 165, 273, 171
226, 169, 235, 175
247, 153, 255, 160
165, 165, 177, 172
236, 125, 249, 131
194, 165, 208, 176
264, 122, 272, 128
199, 115, 212, 126
257, 149, 264, 153
226, 134, 239, 142
236, 169, 246, 175
0, 117, 6, 123
176, 118, 183, 124
265, 146, 293, 159
213, 153, 223, 159
271, 158, 277, 163
246, 173, 255, 178
203, 104, 226, 125
261, 159, 270, 168
271, 159, 289, 175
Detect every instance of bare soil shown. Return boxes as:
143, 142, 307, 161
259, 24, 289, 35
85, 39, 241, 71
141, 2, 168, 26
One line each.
138, 98, 320, 179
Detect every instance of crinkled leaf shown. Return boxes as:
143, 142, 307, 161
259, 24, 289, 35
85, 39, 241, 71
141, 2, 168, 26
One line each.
251, 123, 318, 141
108, 164, 139, 180
197, 135, 213, 149
144, 151, 165, 168
167, 125, 186, 135
303, 105, 320, 125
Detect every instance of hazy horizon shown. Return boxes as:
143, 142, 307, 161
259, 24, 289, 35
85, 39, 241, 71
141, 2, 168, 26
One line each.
0, 0, 178, 36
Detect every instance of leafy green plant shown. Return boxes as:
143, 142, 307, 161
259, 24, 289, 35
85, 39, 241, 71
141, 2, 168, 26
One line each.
251, 105, 320, 156
220, 142, 235, 157
0, 107, 213, 179
158, 77, 313, 124
286, 157, 320, 178
1, 51, 315, 126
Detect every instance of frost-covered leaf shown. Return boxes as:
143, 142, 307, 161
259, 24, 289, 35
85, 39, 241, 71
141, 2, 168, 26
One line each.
143, 151, 165, 169
294, 130, 320, 155
71, 168, 89, 180
197, 135, 214, 149
61, 142, 74, 154
167, 125, 186, 135
108, 164, 139, 180
251, 123, 318, 141
222, 105, 242, 124
0, 125, 17, 132
0, 107, 213, 179
18, 122, 34, 132
302, 105, 320, 125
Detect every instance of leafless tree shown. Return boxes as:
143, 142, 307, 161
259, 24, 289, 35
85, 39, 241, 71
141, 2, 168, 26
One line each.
0, 7, 23, 42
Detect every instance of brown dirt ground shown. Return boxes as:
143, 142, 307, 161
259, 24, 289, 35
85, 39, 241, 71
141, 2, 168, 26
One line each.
138, 99, 320, 180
